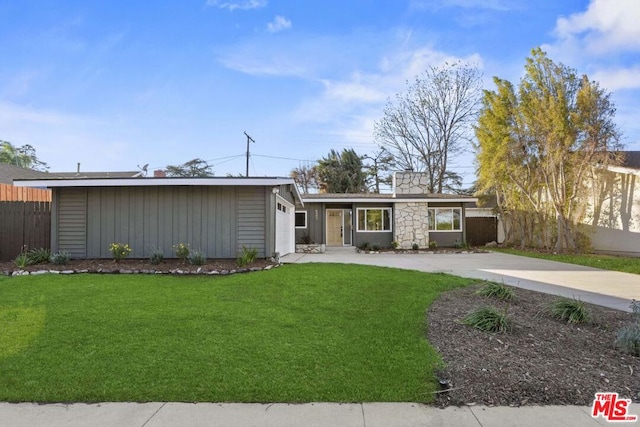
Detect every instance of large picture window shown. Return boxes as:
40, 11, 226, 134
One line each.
357, 208, 392, 232
295, 211, 307, 228
428, 208, 462, 231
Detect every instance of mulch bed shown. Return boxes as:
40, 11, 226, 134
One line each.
427, 283, 640, 407
0, 258, 274, 276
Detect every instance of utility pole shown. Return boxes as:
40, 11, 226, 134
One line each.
244, 131, 255, 177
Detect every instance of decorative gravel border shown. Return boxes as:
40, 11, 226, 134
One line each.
3, 263, 281, 277
356, 248, 490, 255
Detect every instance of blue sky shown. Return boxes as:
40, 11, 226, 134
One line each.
1, 0, 639, 187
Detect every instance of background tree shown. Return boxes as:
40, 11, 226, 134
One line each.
374, 62, 482, 193
317, 148, 367, 193
475, 48, 622, 252
290, 164, 320, 194
0, 140, 48, 171
363, 149, 395, 193
165, 158, 214, 177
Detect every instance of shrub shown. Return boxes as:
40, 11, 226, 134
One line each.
358, 242, 370, 251
428, 241, 438, 250
454, 240, 469, 249
298, 234, 312, 244
391, 241, 399, 250
149, 246, 164, 265
463, 305, 512, 333
26, 248, 51, 264
412, 243, 420, 251
13, 253, 31, 268
49, 251, 70, 265
615, 300, 640, 356
172, 243, 190, 262
371, 243, 380, 251
476, 282, 516, 301
188, 249, 207, 266
549, 297, 590, 324
109, 243, 132, 262
237, 245, 258, 267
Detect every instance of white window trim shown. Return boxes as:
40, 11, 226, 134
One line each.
295, 211, 307, 229
428, 208, 463, 232
356, 208, 392, 233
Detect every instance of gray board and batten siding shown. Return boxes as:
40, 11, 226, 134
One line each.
52, 185, 271, 259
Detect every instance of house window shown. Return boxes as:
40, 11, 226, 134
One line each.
295, 211, 307, 228
356, 208, 392, 232
428, 208, 462, 231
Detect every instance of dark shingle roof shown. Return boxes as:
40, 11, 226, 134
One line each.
0, 164, 50, 184
621, 151, 640, 170
0, 164, 139, 185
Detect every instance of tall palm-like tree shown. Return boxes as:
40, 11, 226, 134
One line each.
0, 140, 48, 170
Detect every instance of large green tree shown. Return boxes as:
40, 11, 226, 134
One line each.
374, 62, 482, 193
317, 149, 367, 193
475, 48, 622, 252
0, 140, 48, 171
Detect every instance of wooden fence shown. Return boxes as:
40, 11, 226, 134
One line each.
0, 201, 51, 261
0, 183, 52, 201
465, 217, 498, 247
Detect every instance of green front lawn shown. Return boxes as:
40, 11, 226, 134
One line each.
0, 264, 471, 403
496, 248, 640, 275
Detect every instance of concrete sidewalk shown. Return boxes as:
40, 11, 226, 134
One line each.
283, 249, 640, 312
2, 402, 638, 426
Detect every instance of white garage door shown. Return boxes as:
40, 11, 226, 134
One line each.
275, 196, 295, 256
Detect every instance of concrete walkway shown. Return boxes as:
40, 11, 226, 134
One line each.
283, 248, 640, 312
2, 401, 638, 426
3, 250, 639, 426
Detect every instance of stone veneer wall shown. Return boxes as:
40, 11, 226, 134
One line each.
394, 202, 429, 249
394, 172, 431, 195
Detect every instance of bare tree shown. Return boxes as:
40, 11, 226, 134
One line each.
290, 164, 320, 194
374, 62, 482, 193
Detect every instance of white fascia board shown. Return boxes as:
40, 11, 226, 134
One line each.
606, 165, 640, 177
301, 197, 478, 203
13, 177, 296, 188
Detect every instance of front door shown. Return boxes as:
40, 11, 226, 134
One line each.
326, 210, 343, 246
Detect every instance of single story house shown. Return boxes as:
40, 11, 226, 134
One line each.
584, 151, 640, 256
13, 176, 302, 259
295, 171, 478, 249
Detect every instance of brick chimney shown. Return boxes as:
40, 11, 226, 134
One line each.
154, 169, 166, 178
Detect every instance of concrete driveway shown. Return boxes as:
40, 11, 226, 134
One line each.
283, 248, 640, 312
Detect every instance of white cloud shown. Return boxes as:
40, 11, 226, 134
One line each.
591, 66, 640, 91
554, 0, 640, 54
206, 0, 267, 11
267, 15, 292, 33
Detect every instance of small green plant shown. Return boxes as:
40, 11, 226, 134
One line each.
26, 248, 51, 264
454, 240, 470, 249
358, 242, 370, 251
549, 297, 590, 324
188, 249, 207, 266
172, 243, 190, 262
109, 243, 132, 262
13, 253, 31, 268
49, 251, 70, 265
476, 282, 516, 301
428, 241, 438, 250
371, 243, 380, 251
412, 243, 420, 251
615, 300, 640, 356
463, 305, 512, 333
237, 245, 258, 267
149, 246, 164, 265
391, 241, 399, 250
